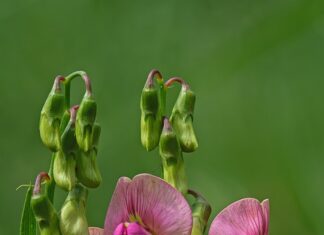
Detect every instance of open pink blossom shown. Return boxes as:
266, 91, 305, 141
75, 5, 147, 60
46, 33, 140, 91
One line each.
209, 198, 270, 235
103, 173, 192, 235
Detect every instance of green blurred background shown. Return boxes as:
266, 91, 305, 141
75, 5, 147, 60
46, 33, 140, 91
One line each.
1, 0, 324, 234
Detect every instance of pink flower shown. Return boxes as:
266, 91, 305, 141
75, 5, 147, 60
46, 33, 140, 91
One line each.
100, 173, 192, 235
209, 198, 270, 235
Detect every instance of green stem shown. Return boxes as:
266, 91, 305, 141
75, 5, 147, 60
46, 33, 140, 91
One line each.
45, 153, 56, 203
160, 151, 188, 196
165, 77, 190, 91
64, 80, 71, 110
159, 118, 188, 196
63, 71, 92, 110
158, 79, 166, 116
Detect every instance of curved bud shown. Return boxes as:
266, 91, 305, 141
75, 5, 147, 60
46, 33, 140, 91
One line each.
31, 172, 61, 235
53, 150, 76, 191
76, 95, 97, 152
92, 123, 101, 148
39, 76, 65, 152
76, 149, 102, 188
61, 106, 78, 154
189, 189, 212, 235
59, 184, 89, 235
170, 87, 198, 152
140, 87, 162, 151
159, 118, 188, 195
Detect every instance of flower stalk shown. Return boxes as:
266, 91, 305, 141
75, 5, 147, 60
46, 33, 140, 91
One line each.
20, 71, 101, 235
20, 68, 270, 235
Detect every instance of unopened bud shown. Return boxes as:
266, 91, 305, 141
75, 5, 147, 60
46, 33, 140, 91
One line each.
31, 172, 61, 235
61, 123, 76, 154
39, 76, 65, 152
92, 123, 101, 148
140, 87, 162, 151
170, 87, 198, 152
59, 184, 89, 235
188, 189, 212, 235
159, 118, 181, 158
159, 118, 188, 195
76, 149, 102, 188
76, 95, 97, 152
53, 150, 76, 191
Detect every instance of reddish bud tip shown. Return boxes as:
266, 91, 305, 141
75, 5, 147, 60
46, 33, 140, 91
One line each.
162, 117, 172, 132
69, 105, 79, 123
33, 172, 50, 195
145, 69, 163, 88
53, 75, 65, 92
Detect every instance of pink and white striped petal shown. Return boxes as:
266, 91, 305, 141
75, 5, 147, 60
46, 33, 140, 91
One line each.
209, 198, 270, 235
104, 174, 192, 235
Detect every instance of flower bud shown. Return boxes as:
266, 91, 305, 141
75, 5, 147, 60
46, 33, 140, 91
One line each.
39, 77, 65, 152
76, 149, 102, 188
76, 95, 97, 152
31, 172, 61, 235
189, 189, 212, 235
53, 150, 76, 191
59, 184, 89, 235
61, 118, 78, 154
59, 111, 71, 136
170, 87, 198, 152
159, 118, 188, 195
140, 87, 162, 151
92, 123, 101, 148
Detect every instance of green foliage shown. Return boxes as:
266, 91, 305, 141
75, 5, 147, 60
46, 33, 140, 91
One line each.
19, 186, 36, 235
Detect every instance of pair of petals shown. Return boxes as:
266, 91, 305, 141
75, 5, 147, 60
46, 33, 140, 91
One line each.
89, 174, 269, 235
209, 198, 270, 235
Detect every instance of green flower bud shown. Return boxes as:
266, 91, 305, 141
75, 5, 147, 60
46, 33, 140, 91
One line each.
159, 118, 188, 195
31, 172, 61, 235
59, 111, 71, 135
170, 87, 198, 152
53, 106, 79, 191
53, 150, 76, 191
92, 123, 101, 148
140, 87, 162, 151
76, 95, 97, 152
59, 184, 89, 235
61, 109, 78, 154
76, 149, 102, 188
39, 76, 65, 152
61, 124, 77, 154
188, 189, 212, 235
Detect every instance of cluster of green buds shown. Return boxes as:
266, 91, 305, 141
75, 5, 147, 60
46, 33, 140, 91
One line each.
140, 69, 210, 235
21, 71, 101, 235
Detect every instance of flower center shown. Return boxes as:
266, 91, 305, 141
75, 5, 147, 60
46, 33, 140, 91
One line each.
113, 222, 151, 235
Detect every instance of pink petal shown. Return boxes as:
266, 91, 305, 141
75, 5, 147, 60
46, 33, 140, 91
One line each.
104, 177, 131, 234
89, 227, 104, 235
104, 174, 192, 235
261, 199, 270, 235
209, 198, 270, 235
